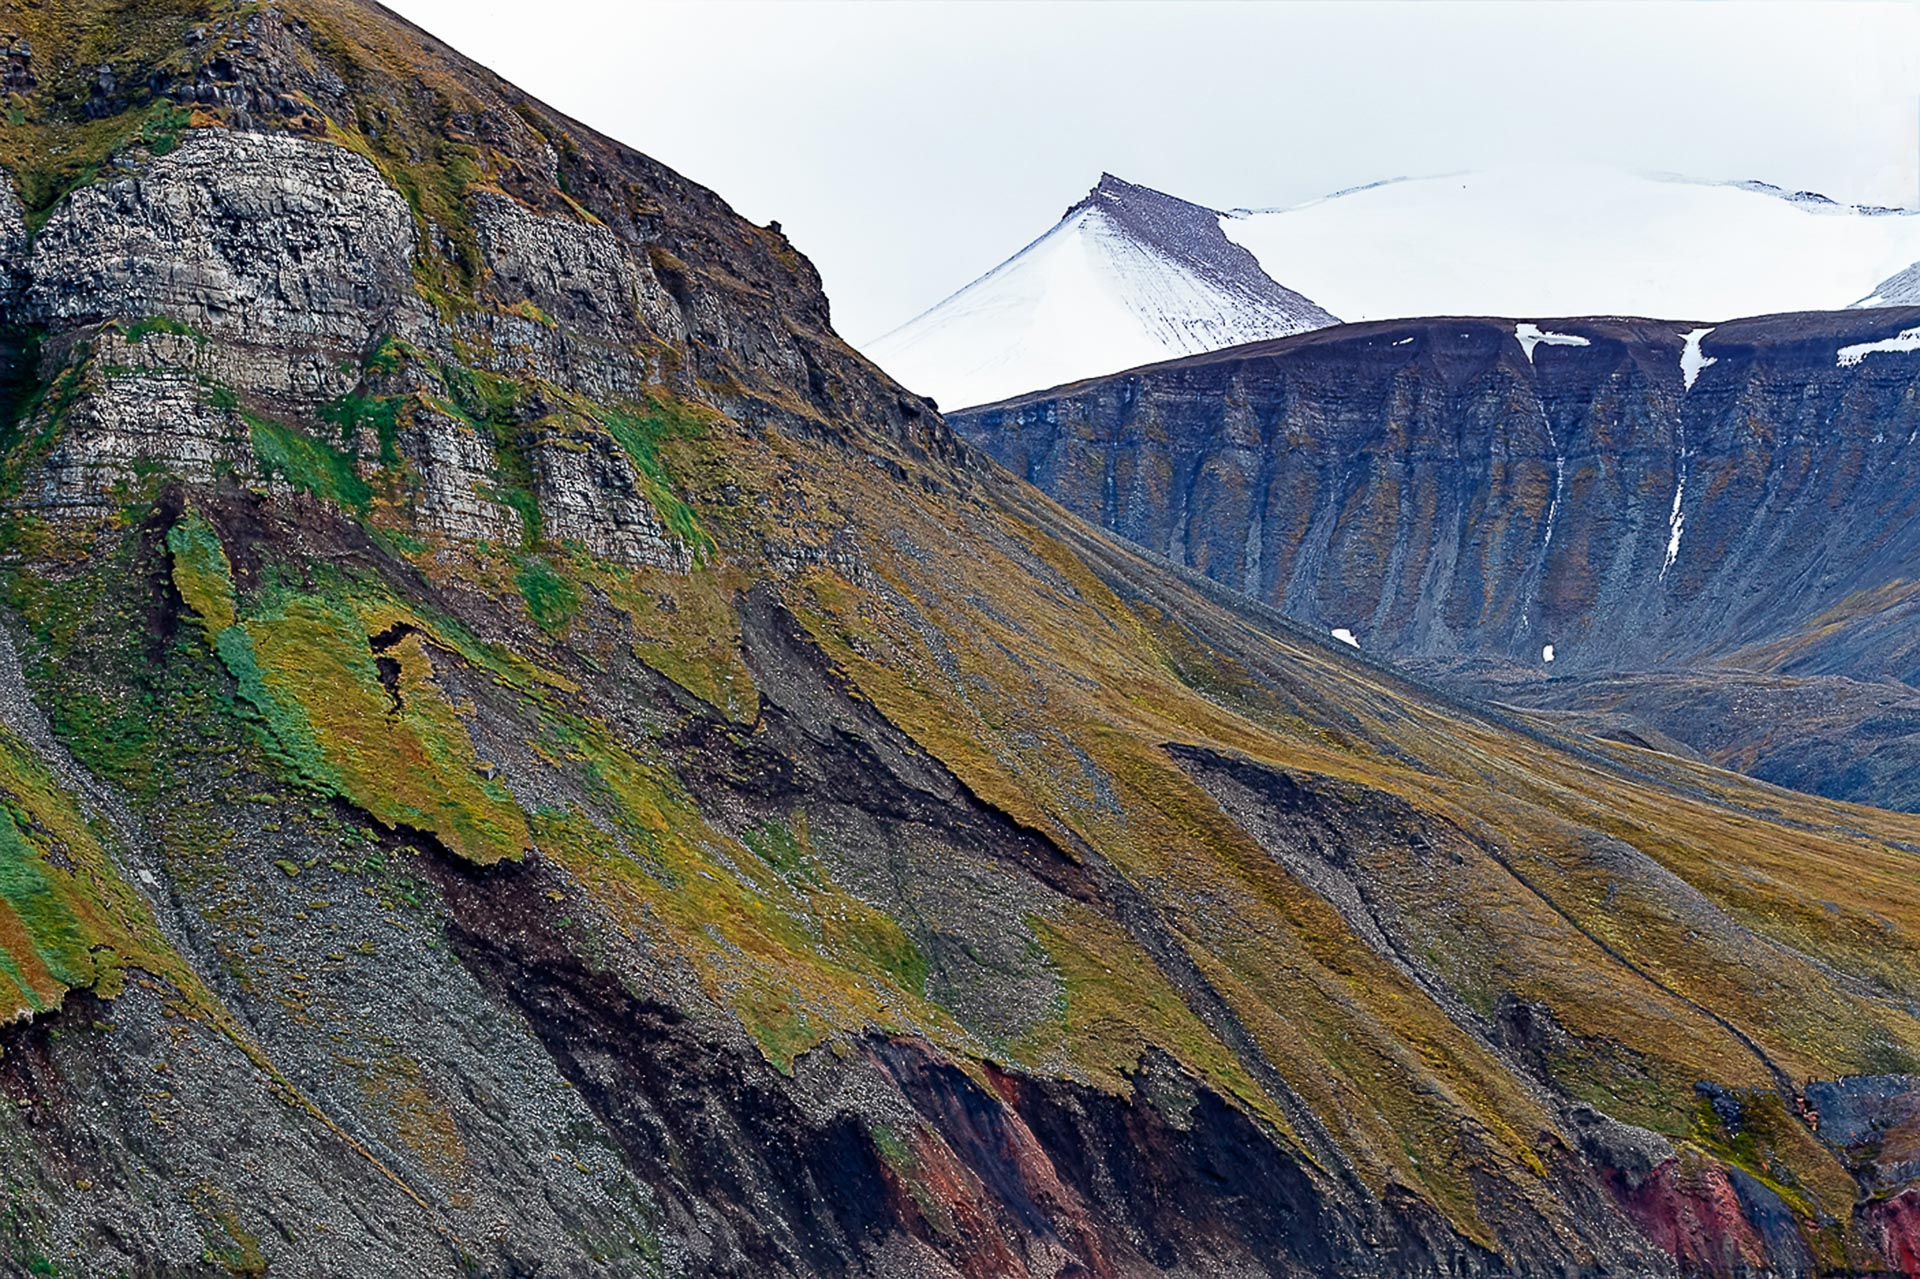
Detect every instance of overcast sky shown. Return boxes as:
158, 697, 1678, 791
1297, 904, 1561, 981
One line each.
383, 0, 1919, 344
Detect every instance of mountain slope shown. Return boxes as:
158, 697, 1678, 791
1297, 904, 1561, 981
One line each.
866, 174, 1337, 410
1223, 166, 1920, 326
3, 3, 1920, 1276
952, 308, 1920, 810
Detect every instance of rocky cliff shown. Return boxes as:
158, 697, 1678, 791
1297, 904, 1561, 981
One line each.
953, 311, 1920, 809
1, 3, 1919, 1277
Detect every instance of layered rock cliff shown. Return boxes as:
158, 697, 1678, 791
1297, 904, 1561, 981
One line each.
1, 4, 1920, 1277
953, 311, 1920, 809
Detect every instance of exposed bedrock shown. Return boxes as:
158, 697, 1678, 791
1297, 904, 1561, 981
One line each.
953, 311, 1920, 808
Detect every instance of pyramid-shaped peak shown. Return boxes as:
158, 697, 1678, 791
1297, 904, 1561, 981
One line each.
1072, 173, 1222, 221
874, 172, 1336, 408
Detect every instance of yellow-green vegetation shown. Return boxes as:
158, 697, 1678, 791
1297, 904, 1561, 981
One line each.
586, 560, 755, 719
1686, 1088, 1858, 1226
1724, 577, 1920, 673
0, 21, 202, 228
513, 554, 579, 635
5, 5, 1920, 1258
167, 516, 529, 864
740, 418, 1920, 1240
0, 723, 147, 1017
354, 1053, 469, 1186
1016, 907, 1291, 1139
517, 717, 959, 1071
597, 397, 715, 559
165, 511, 235, 636
745, 812, 928, 996
286, 0, 636, 314
187, 1183, 267, 1278
158, 504, 954, 1072
235, 596, 529, 864
0, 607, 232, 1046
14, 288, 1920, 1253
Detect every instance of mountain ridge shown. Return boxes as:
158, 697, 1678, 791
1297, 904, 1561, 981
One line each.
873, 165, 1920, 410
951, 306, 1920, 811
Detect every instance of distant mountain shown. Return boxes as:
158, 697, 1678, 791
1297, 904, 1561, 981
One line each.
1861, 258, 1920, 306
952, 307, 1920, 811
870, 166, 1920, 409
1222, 166, 1920, 326
865, 174, 1337, 409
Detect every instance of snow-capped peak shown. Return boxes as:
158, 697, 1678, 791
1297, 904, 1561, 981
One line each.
865, 163, 1920, 412
864, 175, 1337, 410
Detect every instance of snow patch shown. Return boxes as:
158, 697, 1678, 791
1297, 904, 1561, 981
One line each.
1540, 414, 1565, 553
1223, 163, 1920, 327
1330, 628, 1359, 649
1542, 644, 1555, 663
138, 869, 157, 887
1680, 327, 1717, 391
1515, 322, 1590, 364
1392, 336, 1414, 346
1662, 481, 1686, 579
1838, 327, 1920, 367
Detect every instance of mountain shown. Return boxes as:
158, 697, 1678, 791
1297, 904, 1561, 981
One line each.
871, 166, 1920, 411
1222, 166, 1920, 326
951, 308, 1920, 811
1861, 259, 1920, 307
864, 174, 1338, 411
7, 3, 1920, 1276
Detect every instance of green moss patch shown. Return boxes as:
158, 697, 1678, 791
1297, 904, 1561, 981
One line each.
514, 555, 579, 635
235, 597, 529, 864
319, 391, 404, 469
598, 399, 712, 557
166, 511, 236, 636
0, 720, 178, 1020
249, 414, 372, 510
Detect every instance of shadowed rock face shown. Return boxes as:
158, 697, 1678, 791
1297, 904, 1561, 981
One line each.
8, 4, 1920, 1278
953, 311, 1920, 809
1071, 174, 1338, 332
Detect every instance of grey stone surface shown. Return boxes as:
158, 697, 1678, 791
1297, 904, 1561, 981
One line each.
29, 130, 418, 350
531, 417, 692, 569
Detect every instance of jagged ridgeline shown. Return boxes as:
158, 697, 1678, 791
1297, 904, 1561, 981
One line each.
1, 2, 1920, 1276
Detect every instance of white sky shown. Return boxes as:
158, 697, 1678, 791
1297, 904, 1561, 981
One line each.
383, 0, 1920, 343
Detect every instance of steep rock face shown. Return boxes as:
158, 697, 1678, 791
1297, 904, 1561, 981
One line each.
28, 129, 419, 351
953, 311, 1920, 807
530, 416, 692, 570
3, 3, 1920, 1278
470, 187, 684, 347
955, 311, 1920, 676
10, 123, 698, 556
